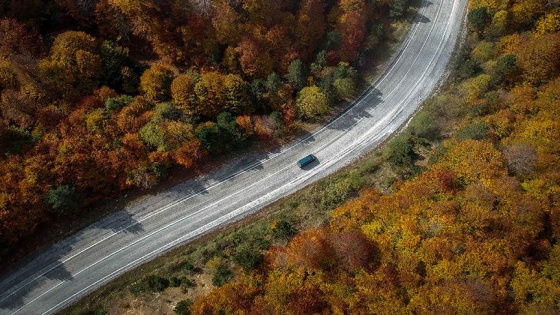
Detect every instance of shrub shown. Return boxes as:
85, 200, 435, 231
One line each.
409, 111, 441, 141
272, 220, 298, 240
170, 277, 181, 287
130, 275, 170, 294
387, 133, 416, 170
80, 310, 108, 315
382, 176, 397, 189
317, 179, 353, 210
233, 246, 263, 272
174, 299, 193, 315
454, 121, 489, 141
178, 261, 201, 274
212, 266, 233, 287
180, 277, 196, 293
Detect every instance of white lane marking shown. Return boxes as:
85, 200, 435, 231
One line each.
41, 165, 323, 315
300, 0, 445, 164
9, 159, 297, 314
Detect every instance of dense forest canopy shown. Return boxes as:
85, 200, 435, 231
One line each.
0, 0, 411, 261
187, 0, 560, 313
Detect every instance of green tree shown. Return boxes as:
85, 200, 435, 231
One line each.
217, 112, 245, 145
195, 122, 222, 153
333, 77, 356, 100
99, 40, 129, 89
212, 265, 233, 287
174, 299, 193, 315
490, 54, 519, 87
139, 122, 164, 151
390, 0, 411, 18
286, 59, 307, 90
468, 7, 492, 34
45, 185, 80, 215
265, 72, 282, 93
386, 133, 416, 170
454, 121, 490, 141
105, 94, 133, 111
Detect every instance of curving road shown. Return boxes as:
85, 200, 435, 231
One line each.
0, 0, 467, 313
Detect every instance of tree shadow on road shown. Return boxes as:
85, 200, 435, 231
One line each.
414, 14, 431, 24
326, 88, 382, 131
415, 0, 433, 8
201, 153, 266, 185
0, 238, 75, 312
101, 210, 144, 234
176, 178, 209, 196
0, 206, 146, 312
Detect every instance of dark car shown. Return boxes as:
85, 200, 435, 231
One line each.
297, 154, 316, 168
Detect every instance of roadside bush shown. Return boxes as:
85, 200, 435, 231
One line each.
382, 176, 397, 189
130, 275, 170, 294
454, 121, 489, 141
212, 265, 233, 287
180, 277, 196, 293
316, 179, 353, 210
177, 261, 201, 275
386, 133, 416, 170
170, 277, 181, 287
409, 111, 441, 141
174, 299, 193, 315
233, 246, 263, 272
80, 310, 108, 315
272, 220, 298, 240
347, 169, 368, 190
359, 158, 380, 174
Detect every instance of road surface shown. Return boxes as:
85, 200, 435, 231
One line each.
0, 0, 467, 313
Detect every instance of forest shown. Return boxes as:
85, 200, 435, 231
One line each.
0, 0, 411, 261
187, 0, 560, 313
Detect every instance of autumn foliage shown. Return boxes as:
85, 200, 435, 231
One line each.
0, 0, 401, 261
191, 0, 560, 313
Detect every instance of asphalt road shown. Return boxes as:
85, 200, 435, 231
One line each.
0, 0, 467, 313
